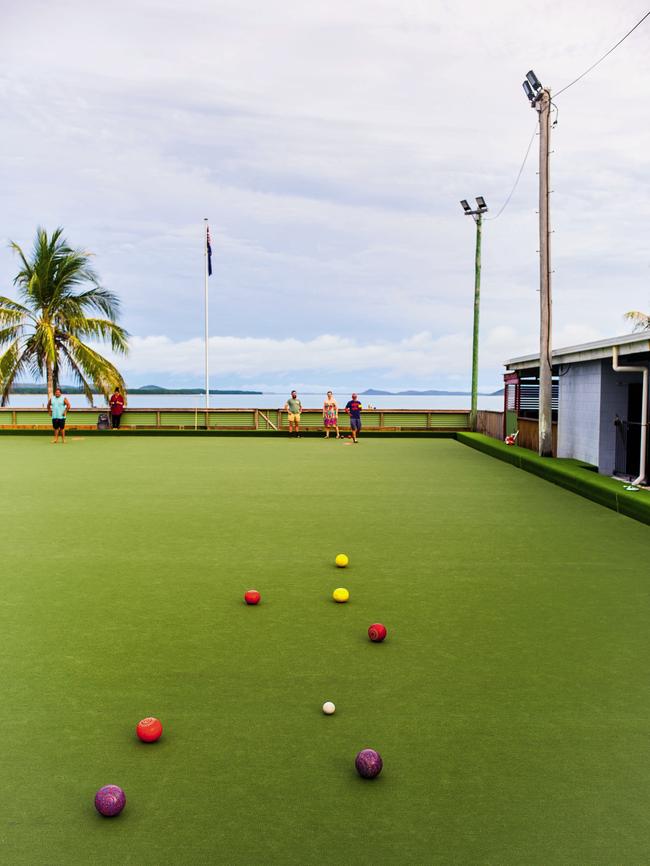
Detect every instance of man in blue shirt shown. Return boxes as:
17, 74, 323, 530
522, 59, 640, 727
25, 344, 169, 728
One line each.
344, 393, 363, 443
47, 387, 71, 444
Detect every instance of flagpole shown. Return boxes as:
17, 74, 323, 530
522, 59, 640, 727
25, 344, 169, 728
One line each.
204, 217, 209, 411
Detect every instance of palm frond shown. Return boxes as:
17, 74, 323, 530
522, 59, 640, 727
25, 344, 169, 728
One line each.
0, 296, 33, 325
12, 233, 48, 307
12, 228, 96, 310
0, 324, 24, 347
60, 286, 122, 319
58, 344, 95, 405
9, 240, 33, 277
64, 334, 126, 401
0, 341, 32, 406
58, 316, 129, 353
623, 311, 650, 332
27, 352, 45, 383
18, 333, 48, 386
51, 253, 100, 302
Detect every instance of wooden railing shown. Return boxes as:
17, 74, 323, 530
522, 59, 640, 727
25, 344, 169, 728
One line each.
475, 410, 557, 456
0, 406, 471, 432
476, 410, 504, 440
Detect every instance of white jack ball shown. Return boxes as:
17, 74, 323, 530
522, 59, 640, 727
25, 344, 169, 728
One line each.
322, 701, 336, 715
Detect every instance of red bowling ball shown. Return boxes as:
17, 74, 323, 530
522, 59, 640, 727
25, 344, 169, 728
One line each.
368, 623, 387, 642
136, 717, 163, 742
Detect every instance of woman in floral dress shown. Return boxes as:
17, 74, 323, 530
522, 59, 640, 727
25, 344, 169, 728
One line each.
323, 391, 340, 439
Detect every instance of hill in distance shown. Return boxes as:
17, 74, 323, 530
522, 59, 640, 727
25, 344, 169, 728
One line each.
361, 388, 503, 396
11, 384, 262, 395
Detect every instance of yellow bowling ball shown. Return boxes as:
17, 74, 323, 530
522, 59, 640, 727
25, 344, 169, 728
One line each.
332, 587, 350, 603
335, 554, 349, 568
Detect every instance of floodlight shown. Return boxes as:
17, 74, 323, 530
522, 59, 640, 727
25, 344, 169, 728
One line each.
522, 80, 535, 101
460, 200, 471, 213
526, 70, 542, 92
475, 196, 487, 211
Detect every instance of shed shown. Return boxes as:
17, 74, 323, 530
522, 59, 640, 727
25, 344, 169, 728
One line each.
505, 332, 650, 482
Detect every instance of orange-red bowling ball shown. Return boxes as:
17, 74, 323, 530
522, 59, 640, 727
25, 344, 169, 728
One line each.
136, 717, 163, 742
368, 623, 387, 642
244, 590, 261, 605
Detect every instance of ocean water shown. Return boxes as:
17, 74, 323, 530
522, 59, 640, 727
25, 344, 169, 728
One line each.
4, 393, 504, 411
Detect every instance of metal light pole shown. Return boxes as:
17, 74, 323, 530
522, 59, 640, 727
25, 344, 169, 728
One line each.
523, 70, 553, 457
460, 197, 488, 430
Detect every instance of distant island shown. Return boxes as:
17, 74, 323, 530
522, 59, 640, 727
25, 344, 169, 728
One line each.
11, 384, 262, 395
361, 388, 503, 396
131, 385, 263, 395
11, 383, 502, 397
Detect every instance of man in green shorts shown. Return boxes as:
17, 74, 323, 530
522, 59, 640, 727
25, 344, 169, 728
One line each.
47, 387, 71, 444
284, 390, 302, 437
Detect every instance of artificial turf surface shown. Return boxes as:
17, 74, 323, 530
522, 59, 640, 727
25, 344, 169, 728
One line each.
0, 435, 648, 865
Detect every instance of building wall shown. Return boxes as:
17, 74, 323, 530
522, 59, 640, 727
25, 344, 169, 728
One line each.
598, 361, 645, 476
557, 361, 601, 466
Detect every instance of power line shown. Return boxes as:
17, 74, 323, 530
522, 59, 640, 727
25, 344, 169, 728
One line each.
474, 11, 648, 223
485, 121, 538, 221
554, 10, 650, 98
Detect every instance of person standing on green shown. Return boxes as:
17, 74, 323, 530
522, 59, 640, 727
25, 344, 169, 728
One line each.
344, 393, 363, 443
284, 390, 302, 438
47, 387, 71, 444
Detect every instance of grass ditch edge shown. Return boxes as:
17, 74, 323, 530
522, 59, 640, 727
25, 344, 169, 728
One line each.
457, 432, 650, 527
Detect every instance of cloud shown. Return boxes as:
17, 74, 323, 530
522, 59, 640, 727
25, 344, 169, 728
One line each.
1, 0, 649, 388
116, 331, 478, 383
111, 323, 596, 389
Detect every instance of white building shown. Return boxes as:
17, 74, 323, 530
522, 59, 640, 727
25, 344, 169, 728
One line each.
505, 332, 649, 482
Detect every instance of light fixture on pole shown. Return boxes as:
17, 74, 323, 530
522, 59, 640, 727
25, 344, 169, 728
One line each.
525, 70, 543, 96
460, 197, 488, 430
522, 67, 553, 457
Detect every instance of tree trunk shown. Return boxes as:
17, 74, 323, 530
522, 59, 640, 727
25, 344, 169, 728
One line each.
46, 361, 54, 399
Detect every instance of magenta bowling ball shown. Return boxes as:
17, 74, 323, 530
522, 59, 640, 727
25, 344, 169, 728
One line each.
355, 749, 383, 779
94, 785, 126, 817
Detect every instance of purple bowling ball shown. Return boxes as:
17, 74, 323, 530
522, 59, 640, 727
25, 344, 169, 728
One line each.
94, 785, 126, 817
355, 749, 383, 779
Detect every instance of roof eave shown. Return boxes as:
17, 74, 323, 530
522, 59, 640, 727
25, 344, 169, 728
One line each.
505, 333, 650, 371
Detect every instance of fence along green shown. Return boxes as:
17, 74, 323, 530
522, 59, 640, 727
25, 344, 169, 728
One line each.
0, 407, 470, 431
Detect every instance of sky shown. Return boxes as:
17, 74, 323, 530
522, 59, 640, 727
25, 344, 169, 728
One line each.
1, 0, 649, 392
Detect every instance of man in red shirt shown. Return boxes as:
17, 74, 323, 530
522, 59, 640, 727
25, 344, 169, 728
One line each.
109, 387, 125, 429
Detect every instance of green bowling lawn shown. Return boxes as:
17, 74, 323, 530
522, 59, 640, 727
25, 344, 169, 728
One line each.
1, 435, 648, 865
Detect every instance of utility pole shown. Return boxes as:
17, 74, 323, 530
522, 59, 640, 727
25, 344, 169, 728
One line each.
460, 197, 488, 430
537, 88, 553, 457
523, 71, 553, 457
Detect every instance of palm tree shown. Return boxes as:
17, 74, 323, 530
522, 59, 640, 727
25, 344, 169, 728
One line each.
624, 311, 650, 331
0, 227, 128, 405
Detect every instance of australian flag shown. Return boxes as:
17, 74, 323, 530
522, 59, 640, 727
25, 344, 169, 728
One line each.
206, 225, 213, 276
